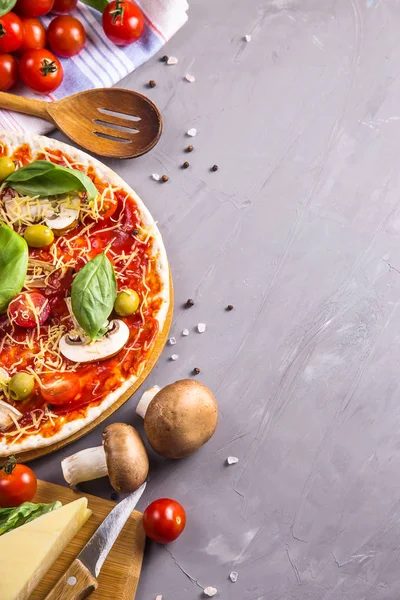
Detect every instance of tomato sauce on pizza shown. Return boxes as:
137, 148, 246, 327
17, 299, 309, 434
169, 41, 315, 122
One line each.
0, 137, 169, 452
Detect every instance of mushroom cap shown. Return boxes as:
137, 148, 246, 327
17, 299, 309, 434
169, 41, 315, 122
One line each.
103, 423, 149, 493
144, 379, 218, 459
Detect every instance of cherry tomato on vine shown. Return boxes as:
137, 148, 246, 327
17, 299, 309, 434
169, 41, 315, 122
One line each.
0, 12, 23, 53
19, 18, 46, 54
8, 292, 50, 328
52, 0, 78, 14
48, 15, 86, 58
0, 54, 18, 92
0, 457, 37, 508
15, 0, 55, 18
40, 372, 81, 405
143, 498, 186, 544
19, 49, 63, 93
102, 0, 144, 47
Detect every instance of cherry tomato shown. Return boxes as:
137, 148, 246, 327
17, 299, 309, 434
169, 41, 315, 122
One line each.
40, 372, 81, 405
8, 292, 50, 328
0, 13, 23, 53
0, 54, 18, 92
19, 18, 46, 54
102, 0, 144, 47
143, 498, 186, 544
19, 49, 63, 93
47, 15, 86, 58
99, 196, 118, 220
15, 0, 54, 17
52, 0, 78, 14
0, 457, 37, 508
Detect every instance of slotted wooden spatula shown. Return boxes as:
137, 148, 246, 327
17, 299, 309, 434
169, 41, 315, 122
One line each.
0, 88, 162, 159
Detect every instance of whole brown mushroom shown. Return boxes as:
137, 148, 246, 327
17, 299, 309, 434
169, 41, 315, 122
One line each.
62, 423, 149, 493
136, 379, 218, 459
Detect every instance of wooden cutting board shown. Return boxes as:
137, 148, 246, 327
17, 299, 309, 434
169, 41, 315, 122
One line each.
30, 480, 146, 600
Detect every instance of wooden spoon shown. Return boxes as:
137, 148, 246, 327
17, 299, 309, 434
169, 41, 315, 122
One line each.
0, 88, 162, 159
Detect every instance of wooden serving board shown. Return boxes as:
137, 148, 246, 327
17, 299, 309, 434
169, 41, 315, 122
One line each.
31, 480, 146, 600
14, 274, 173, 464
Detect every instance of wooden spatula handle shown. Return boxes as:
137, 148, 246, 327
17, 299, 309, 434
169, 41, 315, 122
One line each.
0, 92, 53, 122
43, 558, 98, 600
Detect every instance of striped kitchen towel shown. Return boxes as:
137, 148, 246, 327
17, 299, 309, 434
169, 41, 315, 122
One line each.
0, 0, 188, 134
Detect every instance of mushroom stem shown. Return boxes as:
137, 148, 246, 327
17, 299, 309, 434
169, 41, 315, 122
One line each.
61, 445, 108, 487
136, 385, 160, 419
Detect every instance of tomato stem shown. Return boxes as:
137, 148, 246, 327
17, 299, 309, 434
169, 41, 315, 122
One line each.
41, 59, 58, 77
109, 0, 125, 25
2, 455, 16, 475
0, 24, 7, 39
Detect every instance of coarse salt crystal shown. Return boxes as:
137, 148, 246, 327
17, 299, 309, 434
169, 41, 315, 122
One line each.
155, 596, 163, 600
182, 328, 189, 336
204, 587, 217, 597
171, 354, 179, 361
229, 572, 238, 582
185, 74, 195, 83
245, 34, 252, 42
151, 173, 160, 181
169, 337, 176, 345
187, 128, 197, 137
167, 56, 178, 65
197, 323, 206, 333
227, 456, 239, 465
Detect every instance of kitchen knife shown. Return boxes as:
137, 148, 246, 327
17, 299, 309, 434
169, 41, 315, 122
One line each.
44, 482, 146, 600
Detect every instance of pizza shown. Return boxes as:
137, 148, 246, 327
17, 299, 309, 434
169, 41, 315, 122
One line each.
0, 131, 170, 457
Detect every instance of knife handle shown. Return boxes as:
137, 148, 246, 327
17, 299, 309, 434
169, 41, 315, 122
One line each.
43, 558, 98, 600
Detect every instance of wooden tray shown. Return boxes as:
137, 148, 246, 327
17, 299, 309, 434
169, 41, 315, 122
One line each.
13, 274, 173, 464
31, 480, 146, 600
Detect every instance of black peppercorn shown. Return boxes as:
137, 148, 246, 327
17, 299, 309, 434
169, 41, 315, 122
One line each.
161, 55, 168, 62
226, 304, 234, 311
182, 161, 189, 169
193, 367, 201, 375
149, 80, 156, 88
132, 228, 139, 236
186, 145, 194, 153
211, 164, 218, 172
111, 492, 118, 501
185, 298, 194, 308
161, 174, 169, 182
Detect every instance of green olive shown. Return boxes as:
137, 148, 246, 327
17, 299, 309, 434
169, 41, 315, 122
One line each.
0, 157, 15, 183
114, 289, 140, 317
8, 372, 35, 401
24, 224, 55, 248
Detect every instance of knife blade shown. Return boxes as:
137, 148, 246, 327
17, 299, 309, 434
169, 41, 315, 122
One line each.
79, 482, 146, 578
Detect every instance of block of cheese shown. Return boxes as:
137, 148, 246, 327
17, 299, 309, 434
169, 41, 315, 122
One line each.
0, 497, 91, 600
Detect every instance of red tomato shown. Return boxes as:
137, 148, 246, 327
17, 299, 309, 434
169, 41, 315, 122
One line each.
52, 0, 78, 14
47, 15, 86, 58
41, 372, 81, 405
8, 292, 50, 328
0, 13, 23, 53
0, 54, 18, 92
143, 498, 186, 544
19, 49, 63, 93
99, 196, 118, 221
15, 0, 54, 17
102, 0, 144, 46
19, 18, 46, 54
0, 457, 37, 508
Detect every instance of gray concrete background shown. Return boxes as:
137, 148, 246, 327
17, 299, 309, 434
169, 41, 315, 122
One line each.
35, 0, 400, 598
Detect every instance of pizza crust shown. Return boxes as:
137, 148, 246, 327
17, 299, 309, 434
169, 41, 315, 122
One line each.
0, 131, 170, 456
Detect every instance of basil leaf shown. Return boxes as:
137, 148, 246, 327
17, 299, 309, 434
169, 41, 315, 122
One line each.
71, 252, 117, 340
0, 0, 17, 17
80, 0, 108, 12
3, 161, 98, 201
0, 223, 28, 313
0, 501, 62, 536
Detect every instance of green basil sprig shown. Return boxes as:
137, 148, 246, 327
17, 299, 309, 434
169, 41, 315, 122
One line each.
0, 223, 28, 313
0, 501, 62, 536
0, 0, 17, 17
71, 252, 117, 340
81, 0, 108, 11
2, 161, 98, 201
